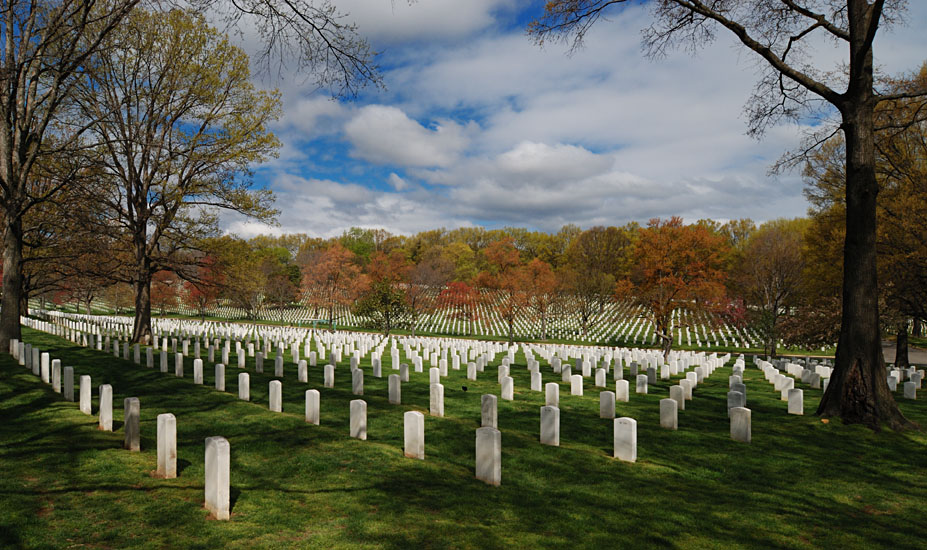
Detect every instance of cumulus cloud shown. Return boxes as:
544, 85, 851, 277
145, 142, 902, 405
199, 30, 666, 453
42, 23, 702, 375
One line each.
332, 0, 516, 45
222, 2, 927, 239
344, 105, 474, 167
387, 172, 409, 190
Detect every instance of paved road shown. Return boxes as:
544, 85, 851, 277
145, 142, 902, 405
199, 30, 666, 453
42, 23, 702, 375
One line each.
882, 342, 927, 366
777, 343, 927, 366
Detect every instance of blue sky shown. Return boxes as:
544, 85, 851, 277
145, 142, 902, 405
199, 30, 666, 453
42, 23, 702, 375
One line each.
222, 0, 927, 239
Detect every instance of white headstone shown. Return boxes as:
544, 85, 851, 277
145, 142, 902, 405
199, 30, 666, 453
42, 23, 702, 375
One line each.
727, 390, 744, 417
730, 407, 751, 443
613, 417, 637, 462
788, 388, 803, 414
269, 380, 282, 412
40, 352, 50, 383
530, 370, 542, 391
570, 374, 583, 396
481, 394, 497, 428
660, 398, 678, 430
671, 385, 686, 411
63, 366, 74, 401
350, 400, 367, 440
615, 379, 630, 402
156, 413, 177, 478
51, 359, 61, 393
79, 375, 92, 414
404, 411, 425, 459
305, 389, 320, 425
124, 397, 140, 451
215, 364, 225, 391
545, 382, 559, 407
389, 374, 401, 404
98, 384, 113, 431
238, 373, 250, 401
540, 405, 559, 446
352, 368, 364, 396
475, 427, 501, 486
204, 436, 230, 520
501, 376, 514, 401
430, 383, 444, 417
593, 388, 615, 419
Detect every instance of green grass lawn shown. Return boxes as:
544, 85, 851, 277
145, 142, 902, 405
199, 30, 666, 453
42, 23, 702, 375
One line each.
2, 327, 926, 549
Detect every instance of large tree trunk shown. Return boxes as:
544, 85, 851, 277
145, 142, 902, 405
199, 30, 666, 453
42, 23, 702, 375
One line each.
0, 215, 24, 350
817, 43, 910, 429
895, 322, 910, 370
132, 249, 152, 344
133, 274, 152, 344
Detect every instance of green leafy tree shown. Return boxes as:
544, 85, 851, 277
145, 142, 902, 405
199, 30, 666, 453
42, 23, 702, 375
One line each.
353, 281, 408, 336
75, 9, 281, 343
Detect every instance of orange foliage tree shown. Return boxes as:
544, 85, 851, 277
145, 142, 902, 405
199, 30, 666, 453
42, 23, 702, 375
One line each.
476, 238, 529, 343
405, 255, 453, 336
301, 242, 367, 329
523, 258, 559, 340
150, 271, 179, 316
617, 217, 729, 358
438, 281, 480, 336
183, 255, 225, 320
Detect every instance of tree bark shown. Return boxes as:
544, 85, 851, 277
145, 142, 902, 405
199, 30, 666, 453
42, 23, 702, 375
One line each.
816, 44, 911, 428
132, 270, 152, 344
895, 322, 910, 370
0, 214, 24, 350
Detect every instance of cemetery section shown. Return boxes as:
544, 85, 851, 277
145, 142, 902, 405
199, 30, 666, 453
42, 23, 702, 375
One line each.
1, 315, 926, 549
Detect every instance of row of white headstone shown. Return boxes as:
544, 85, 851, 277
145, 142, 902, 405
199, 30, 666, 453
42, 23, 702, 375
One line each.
10, 330, 235, 520
22, 314, 755, 492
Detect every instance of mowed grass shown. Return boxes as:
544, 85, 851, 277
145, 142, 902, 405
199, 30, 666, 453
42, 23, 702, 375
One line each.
2, 328, 926, 550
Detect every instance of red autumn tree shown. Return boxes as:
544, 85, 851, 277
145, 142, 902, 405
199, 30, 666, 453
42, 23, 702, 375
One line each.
617, 217, 729, 358
301, 242, 367, 329
523, 258, 559, 340
150, 270, 179, 316
405, 254, 453, 336
183, 255, 225, 320
439, 281, 480, 336
476, 238, 529, 343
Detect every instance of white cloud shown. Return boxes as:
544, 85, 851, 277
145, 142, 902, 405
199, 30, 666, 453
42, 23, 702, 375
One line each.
344, 105, 474, 167
332, 0, 516, 45
387, 172, 409, 190
224, 2, 927, 239
258, 173, 471, 238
